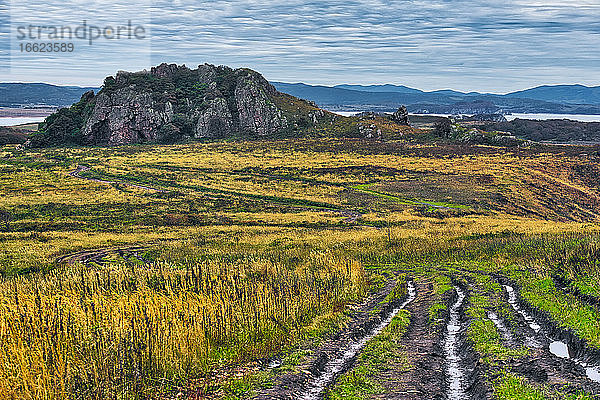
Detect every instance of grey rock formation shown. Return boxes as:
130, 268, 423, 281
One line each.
235, 74, 287, 135
391, 105, 410, 125
36, 63, 327, 146
82, 88, 173, 145
195, 98, 233, 138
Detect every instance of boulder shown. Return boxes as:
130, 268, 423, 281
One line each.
391, 105, 410, 125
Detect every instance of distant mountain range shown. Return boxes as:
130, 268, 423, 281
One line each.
273, 83, 600, 115
2, 81, 600, 115
0, 83, 99, 107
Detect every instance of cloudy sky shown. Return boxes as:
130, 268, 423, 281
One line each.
1, 0, 599, 92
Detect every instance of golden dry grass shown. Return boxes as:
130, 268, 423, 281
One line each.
1, 139, 600, 398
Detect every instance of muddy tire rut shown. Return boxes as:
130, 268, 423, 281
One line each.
369, 281, 449, 400
498, 283, 600, 396
253, 278, 416, 400
447, 284, 492, 400
368, 280, 492, 400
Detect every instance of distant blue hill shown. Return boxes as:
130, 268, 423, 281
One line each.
334, 84, 475, 98
2, 81, 600, 115
505, 84, 600, 105
333, 84, 423, 94
272, 82, 600, 115
0, 83, 99, 107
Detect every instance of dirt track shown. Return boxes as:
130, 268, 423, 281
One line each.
371, 281, 448, 400
254, 278, 414, 400
68, 165, 167, 192
55, 245, 152, 266
500, 284, 600, 396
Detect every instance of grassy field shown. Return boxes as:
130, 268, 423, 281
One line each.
1, 139, 600, 399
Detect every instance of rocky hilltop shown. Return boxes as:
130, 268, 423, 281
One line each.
29, 63, 341, 146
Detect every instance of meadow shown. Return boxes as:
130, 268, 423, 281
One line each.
1, 139, 600, 399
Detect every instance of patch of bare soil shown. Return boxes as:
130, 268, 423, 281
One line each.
370, 281, 448, 400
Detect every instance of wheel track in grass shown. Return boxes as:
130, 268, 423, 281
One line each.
69, 165, 168, 192
55, 244, 153, 266
370, 280, 451, 400
499, 283, 600, 395
68, 164, 458, 227
404, 267, 600, 397
254, 277, 416, 400
61, 164, 367, 267
449, 265, 600, 396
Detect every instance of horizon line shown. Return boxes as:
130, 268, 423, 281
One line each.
2, 80, 600, 97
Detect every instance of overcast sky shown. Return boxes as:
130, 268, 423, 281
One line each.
1, 0, 599, 93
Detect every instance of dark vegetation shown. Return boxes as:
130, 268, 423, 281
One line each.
482, 118, 600, 143
0, 126, 28, 145
29, 91, 97, 146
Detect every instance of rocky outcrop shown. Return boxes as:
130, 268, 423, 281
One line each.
194, 98, 233, 138
234, 74, 287, 135
391, 106, 410, 125
82, 89, 173, 144
31, 63, 333, 146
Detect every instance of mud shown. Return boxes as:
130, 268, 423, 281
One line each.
498, 283, 600, 396
367, 279, 491, 400
369, 280, 450, 400
445, 286, 467, 399
300, 281, 417, 400
454, 284, 493, 400
253, 277, 415, 400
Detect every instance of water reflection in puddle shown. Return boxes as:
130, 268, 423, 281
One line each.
299, 281, 417, 400
504, 285, 600, 385
586, 367, 600, 383
549, 341, 600, 384
445, 287, 466, 400
549, 341, 570, 359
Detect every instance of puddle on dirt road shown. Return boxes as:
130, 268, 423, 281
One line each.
488, 311, 514, 345
549, 341, 570, 359
445, 287, 466, 400
299, 281, 417, 400
549, 340, 600, 384
587, 367, 600, 382
505, 285, 541, 333
505, 286, 600, 384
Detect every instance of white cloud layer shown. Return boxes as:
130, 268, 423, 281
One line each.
1, 0, 599, 92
